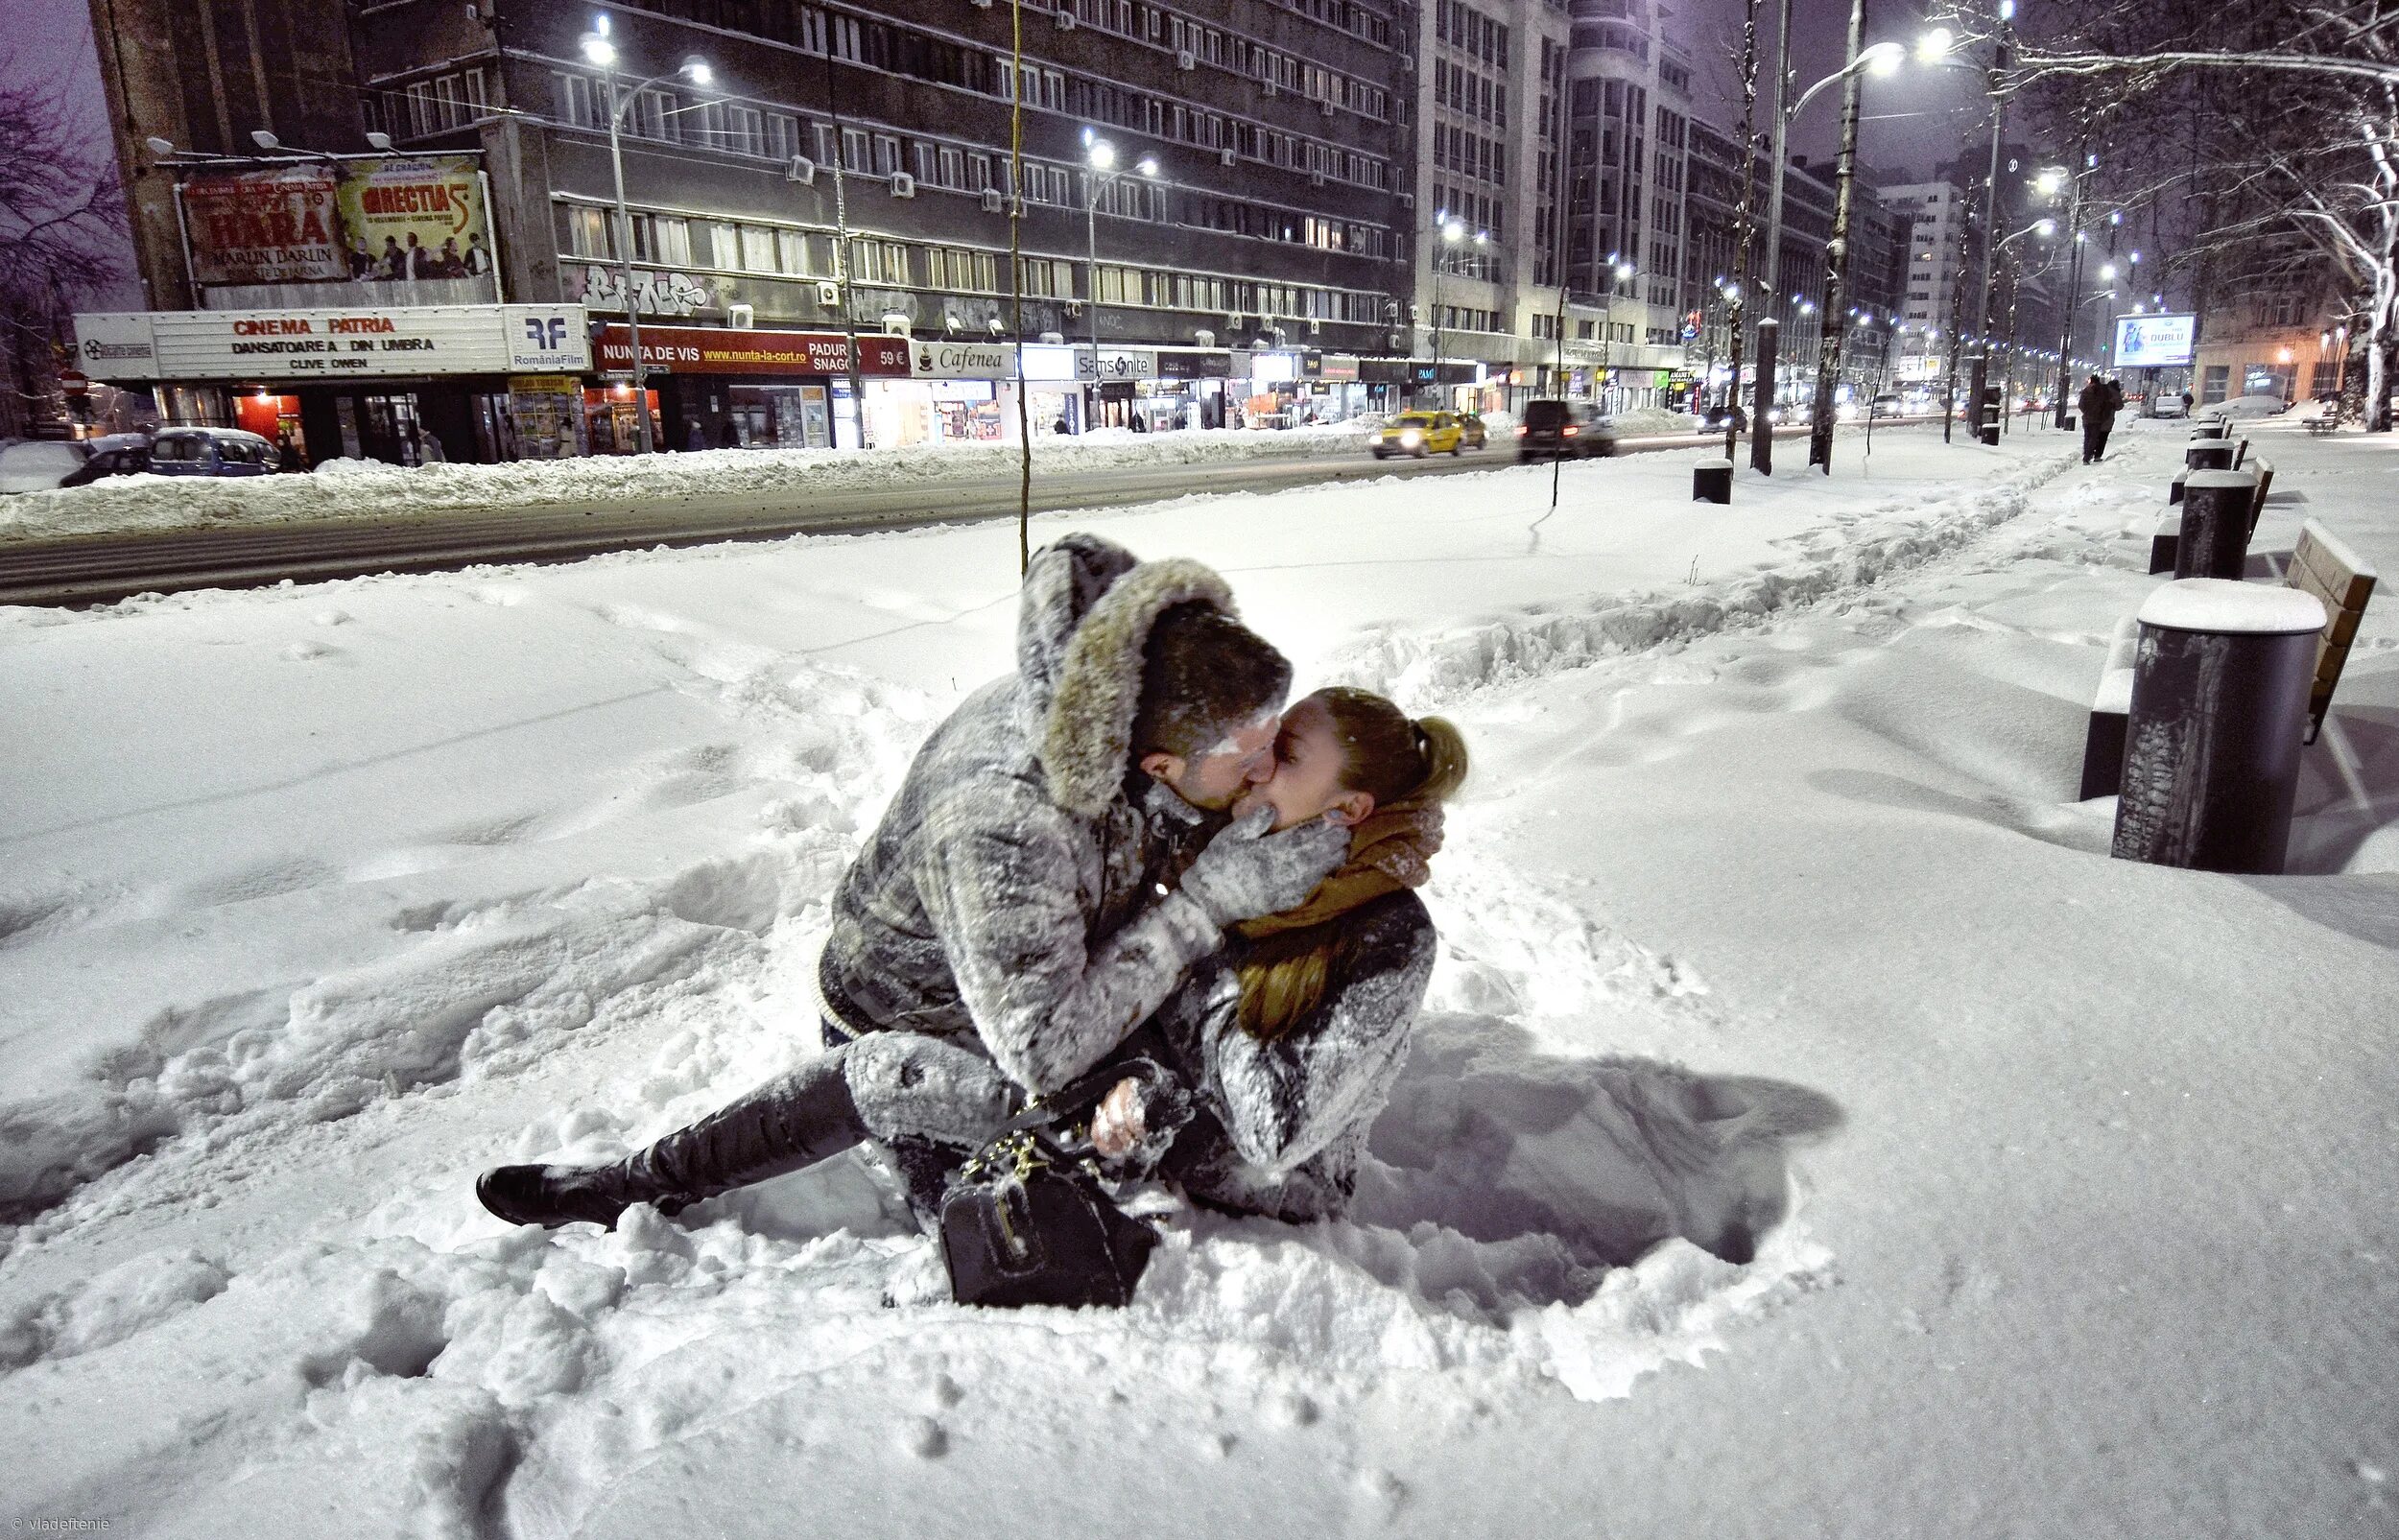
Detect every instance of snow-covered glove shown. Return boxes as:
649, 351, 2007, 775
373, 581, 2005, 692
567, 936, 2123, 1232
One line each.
1176, 805, 1348, 927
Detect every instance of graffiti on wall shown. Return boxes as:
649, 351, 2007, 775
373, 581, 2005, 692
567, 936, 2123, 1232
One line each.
565, 263, 724, 318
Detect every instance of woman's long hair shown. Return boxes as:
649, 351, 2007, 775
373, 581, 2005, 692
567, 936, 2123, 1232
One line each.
1235, 689, 1467, 1040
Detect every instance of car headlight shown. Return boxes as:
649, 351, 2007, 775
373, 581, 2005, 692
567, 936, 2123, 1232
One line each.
1400, 430, 1421, 446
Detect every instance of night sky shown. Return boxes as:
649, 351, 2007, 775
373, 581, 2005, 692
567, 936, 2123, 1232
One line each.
1684, 0, 1989, 182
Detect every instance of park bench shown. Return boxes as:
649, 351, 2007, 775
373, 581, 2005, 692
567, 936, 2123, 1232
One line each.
2284, 518, 2379, 744
2093, 514, 2376, 794
2304, 415, 2340, 438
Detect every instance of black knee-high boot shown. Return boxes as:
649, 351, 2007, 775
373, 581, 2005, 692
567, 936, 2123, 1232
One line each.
477, 1055, 871, 1230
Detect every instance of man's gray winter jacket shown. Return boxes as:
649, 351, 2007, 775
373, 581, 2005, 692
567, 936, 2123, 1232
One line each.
817, 533, 1239, 1096
1153, 889, 1437, 1221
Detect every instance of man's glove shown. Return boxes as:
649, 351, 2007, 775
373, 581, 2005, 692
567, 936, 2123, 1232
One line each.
1176, 805, 1347, 927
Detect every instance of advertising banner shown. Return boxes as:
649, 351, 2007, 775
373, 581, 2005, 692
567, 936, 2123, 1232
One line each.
179, 156, 493, 289
596, 324, 909, 376
336, 155, 492, 281
909, 341, 1019, 380
2113, 313, 2197, 368
182, 167, 347, 286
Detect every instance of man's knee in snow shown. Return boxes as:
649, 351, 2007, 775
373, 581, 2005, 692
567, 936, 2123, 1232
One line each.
839, 1034, 1015, 1146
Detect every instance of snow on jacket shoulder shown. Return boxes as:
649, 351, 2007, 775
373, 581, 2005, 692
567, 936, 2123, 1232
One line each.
1158, 888, 1437, 1221
819, 533, 1236, 1095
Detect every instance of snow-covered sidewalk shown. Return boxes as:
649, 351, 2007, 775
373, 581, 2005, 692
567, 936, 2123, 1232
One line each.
3, 420, 2394, 1537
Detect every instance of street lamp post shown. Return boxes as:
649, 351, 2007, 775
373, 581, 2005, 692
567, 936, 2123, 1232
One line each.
2052, 154, 2095, 428
1760, 34, 1917, 470
582, 21, 710, 455
1080, 134, 1159, 431
1804, 0, 1872, 473
1427, 216, 1486, 409
1964, 3, 2016, 447
1594, 255, 1634, 412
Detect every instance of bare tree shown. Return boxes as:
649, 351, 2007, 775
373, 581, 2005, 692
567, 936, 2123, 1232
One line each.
1972, 0, 2399, 427
0, 52, 131, 438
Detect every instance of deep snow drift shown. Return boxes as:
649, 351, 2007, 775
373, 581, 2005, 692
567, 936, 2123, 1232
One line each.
2, 420, 2394, 1537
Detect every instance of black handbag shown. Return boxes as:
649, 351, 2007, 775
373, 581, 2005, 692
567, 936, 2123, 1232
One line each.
936, 1062, 1171, 1309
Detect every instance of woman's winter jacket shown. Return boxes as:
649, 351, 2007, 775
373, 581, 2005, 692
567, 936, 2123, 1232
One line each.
1152, 889, 1437, 1220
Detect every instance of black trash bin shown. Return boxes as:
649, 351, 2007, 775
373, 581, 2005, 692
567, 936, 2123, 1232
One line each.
1692, 460, 1732, 505
2174, 468, 2260, 580
2110, 579, 2328, 875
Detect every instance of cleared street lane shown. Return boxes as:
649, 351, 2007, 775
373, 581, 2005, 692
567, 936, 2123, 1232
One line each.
0, 422, 1885, 606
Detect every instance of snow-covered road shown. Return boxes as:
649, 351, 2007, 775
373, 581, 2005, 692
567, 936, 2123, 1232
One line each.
3, 419, 2393, 1537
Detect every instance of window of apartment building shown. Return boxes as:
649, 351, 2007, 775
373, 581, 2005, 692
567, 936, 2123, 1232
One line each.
628, 212, 692, 266
850, 239, 911, 285
927, 247, 998, 292
1018, 256, 1068, 298
767, 113, 799, 162
739, 224, 778, 273
551, 72, 597, 130
631, 88, 676, 143
841, 128, 869, 172
776, 228, 814, 275
2201, 364, 2229, 404
724, 105, 766, 157
966, 153, 992, 192
562, 204, 614, 260
873, 134, 901, 176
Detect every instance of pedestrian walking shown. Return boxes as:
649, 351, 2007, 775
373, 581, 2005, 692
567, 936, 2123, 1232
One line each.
2077, 374, 2120, 463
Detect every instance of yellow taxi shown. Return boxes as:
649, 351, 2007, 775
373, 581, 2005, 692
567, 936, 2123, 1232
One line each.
1371, 410, 1467, 459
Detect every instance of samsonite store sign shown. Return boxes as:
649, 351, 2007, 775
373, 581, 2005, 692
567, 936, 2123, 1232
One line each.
71, 304, 588, 381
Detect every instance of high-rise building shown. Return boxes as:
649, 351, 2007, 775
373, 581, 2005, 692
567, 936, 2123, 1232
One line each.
1882, 178, 1971, 386
1405, 0, 1581, 410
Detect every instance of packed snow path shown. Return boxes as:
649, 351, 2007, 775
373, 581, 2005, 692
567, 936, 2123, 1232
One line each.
1, 421, 2392, 1537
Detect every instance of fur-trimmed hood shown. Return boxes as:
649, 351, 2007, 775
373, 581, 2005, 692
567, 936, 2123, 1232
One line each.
1016, 534, 1237, 818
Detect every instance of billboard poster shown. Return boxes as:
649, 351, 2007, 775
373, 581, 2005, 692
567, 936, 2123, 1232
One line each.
335, 155, 491, 281
179, 156, 493, 290
182, 167, 347, 286
2112, 313, 2197, 368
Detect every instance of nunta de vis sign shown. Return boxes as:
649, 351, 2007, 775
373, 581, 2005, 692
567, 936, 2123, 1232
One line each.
71, 304, 587, 380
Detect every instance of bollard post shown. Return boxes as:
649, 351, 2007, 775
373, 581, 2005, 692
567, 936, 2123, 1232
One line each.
2111, 579, 2327, 875
1692, 460, 1732, 505
2174, 468, 2260, 580
2191, 420, 2228, 440
2185, 440, 2236, 472
2148, 512, 2180, 575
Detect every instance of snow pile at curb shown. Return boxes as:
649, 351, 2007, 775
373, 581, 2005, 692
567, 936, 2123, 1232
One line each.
1328, 450, 2078, 706
0, 421, 1374, 544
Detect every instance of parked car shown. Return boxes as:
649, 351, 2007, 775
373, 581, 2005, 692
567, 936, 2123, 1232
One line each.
1515, 399, 1619, 462
1457, 412, 1488, 450
0, 438, 93, 494
145, 427, 276, 477
58, 434, 154, 487
2149, 393, 2189, 419
1371, 411, 1467, 459
1698, 402, 1749, 432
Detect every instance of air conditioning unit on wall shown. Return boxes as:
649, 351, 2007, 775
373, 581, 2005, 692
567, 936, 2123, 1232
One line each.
891, 173, 916, 198
1177, 50, 1196, 70
980, 187, 1004, 213
1261, 79, 1278, 97
817, 280, 840, 307
1319, 99, 1335, 116
728, 302, 755, 328
785, 155, 816, 184
1055, 9, 1075, 27
1219, 148, 1235, 167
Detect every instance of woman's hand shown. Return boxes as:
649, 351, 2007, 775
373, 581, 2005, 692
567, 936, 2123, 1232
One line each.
1090, 1078, 1146, 1158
